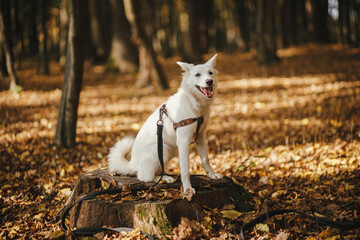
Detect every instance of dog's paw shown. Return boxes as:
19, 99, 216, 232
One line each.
208, 172, 223, 179
162, 175, 176, 183
181, 187, 196, 201
154, 175, 176, 184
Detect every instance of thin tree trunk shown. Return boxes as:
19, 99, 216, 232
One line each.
109, 0, 138, 73
28, 0, 39, 56
355, 0, 360, 46
213, 1, 227, 52
0, 0, 20, 91
53, 0, 85, 148
154, 0, 172, 57
306, 0, 329, 43
274, 0, 283, 49
236, 0, 250, 51
344, 0, 352, 44
123, 0, 168, 90
282, 0, 297, 47
338, 0, 344, 44
256, 0, 278, 64
0, 48, 7, 77
59, 0, 69, 66
13, 0, 23, 69
137, 45, 150, 87
82, 2, 97, 62
183, 0, 202, 62
198, 0, 210, 54
41, 0, 49, 75
89, 0, 110, 61
175, 0, 203, 62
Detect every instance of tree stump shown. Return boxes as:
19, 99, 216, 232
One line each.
64, 169, 252, 238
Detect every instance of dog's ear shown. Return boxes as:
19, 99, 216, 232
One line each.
205, 54, 217, 66
177, 62, 194, 72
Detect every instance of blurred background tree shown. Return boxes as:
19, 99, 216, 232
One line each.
1, 0, 359, 84
0, 0, 359, 147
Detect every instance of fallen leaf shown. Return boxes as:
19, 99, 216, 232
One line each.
100, 178, 110, 189
271, 190, 284, 198
255, 223, 270, 233
275, 231, 290, 240
220, 210, 242, 220
318, 229, 330, 238
51, 230, 65, 238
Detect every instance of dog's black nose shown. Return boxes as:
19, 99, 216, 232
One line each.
206, 79, 213, 86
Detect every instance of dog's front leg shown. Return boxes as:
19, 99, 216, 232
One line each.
196, 131, 223, 179
177, 137, 195, 193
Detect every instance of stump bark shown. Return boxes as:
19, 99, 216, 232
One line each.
64, 169, 252, 238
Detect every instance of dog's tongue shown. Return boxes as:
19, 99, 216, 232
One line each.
203, 87, 213, 98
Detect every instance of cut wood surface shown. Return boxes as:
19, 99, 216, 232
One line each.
66, 169, 252, 238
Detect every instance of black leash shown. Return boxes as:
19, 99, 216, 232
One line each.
193, 116, 203, 143
239, 209, 360, 239
154, 104, 203, 187
154, 109, 165, 187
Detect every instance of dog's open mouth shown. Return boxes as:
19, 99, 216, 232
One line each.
196, 85, 213, 98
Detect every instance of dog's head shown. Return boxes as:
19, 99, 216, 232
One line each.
177, 54, 218, 101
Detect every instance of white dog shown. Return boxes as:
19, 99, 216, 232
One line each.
108, 54, 222, 194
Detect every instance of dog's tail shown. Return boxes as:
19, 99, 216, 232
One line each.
108, 136, 136, 175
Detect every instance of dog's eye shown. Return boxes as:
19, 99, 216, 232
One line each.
209, 71, 213, 75
195, 73, 201, 77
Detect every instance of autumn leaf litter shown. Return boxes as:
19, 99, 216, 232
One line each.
1, 45, 360, 239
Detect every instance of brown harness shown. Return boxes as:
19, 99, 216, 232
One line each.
158, 104, 203, 142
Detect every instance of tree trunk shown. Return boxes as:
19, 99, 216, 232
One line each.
53, 0, 85, 148
198, 0, 211, 54
282, 0, 297, 47
236, 0, 250, 51
137, 45, 151, 88
0, 0, 21, 92
59, 0, 69, 66
109, 0, 138, 73
0, 49, 7, 78
41, 0, 49, 75
213, 1, 227, 52
274, 0, 284, 49
153, 0, 173, 57
184, 0, 202, 62
63, 169, 253, 238
88, 0, 111, 62
297, 0, 308, 44
256, 0, 279, 64
305, 0, 329, 43
338, 0, 344, 44
344, 0, 352, 44
82, 2, 98, 62
355, 0, 360, 46
175, 0, 204, 62
13, 0, 23, 69
123, 0, 169, 90
28, 0, 39, 56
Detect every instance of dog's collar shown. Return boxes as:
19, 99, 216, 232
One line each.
158, 104, 203, 142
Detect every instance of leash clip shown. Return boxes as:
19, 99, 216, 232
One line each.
157, 119, 163, 126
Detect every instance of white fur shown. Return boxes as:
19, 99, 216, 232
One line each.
108, 54, 222, 193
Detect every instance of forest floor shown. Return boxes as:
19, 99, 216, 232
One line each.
1, 44, 360, 239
